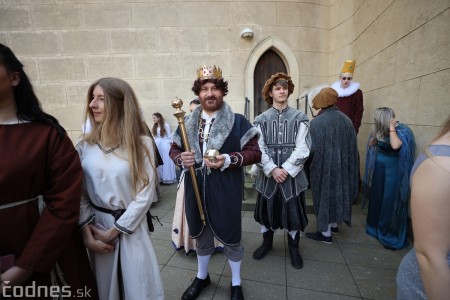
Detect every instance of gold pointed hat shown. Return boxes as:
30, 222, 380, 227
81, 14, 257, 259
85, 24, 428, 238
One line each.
341, 60, 356, 76
196, 65, 223, 80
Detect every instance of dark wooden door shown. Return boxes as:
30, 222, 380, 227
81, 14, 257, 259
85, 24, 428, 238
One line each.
253, 49, 287, 117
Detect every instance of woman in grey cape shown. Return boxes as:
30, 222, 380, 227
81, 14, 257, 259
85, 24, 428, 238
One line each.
306, 87, 359, 243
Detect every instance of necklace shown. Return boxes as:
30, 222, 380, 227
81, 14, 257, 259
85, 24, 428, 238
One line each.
97, 142, 119, 154
198, 115, 214, 143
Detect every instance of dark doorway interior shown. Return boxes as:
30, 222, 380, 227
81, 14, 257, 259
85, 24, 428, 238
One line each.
253, 49, 287, 118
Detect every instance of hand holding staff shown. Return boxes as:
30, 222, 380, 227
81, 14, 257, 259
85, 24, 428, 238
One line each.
172, 97, 206, 225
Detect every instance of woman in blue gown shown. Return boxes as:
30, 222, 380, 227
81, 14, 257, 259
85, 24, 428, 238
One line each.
363, 107, 415, 249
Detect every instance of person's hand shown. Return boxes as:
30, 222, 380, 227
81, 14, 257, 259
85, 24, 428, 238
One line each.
389, 118, 397, 131
89, 225, 118, 245
85, 239, 115, 255
203, 154, 225, 169
181, 150, 196, 168
0, 266, 33, 288
271, 167, 289, 183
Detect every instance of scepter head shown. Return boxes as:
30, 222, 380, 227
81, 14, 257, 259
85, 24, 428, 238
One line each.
172, 97, 186, 121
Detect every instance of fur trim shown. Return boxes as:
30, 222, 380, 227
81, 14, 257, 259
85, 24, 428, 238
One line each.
240, 127, 260, 150
172, 102, 236, 163
331, 81, 360, 97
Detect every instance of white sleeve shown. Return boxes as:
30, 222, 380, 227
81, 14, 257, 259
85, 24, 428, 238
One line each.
281, 122, 310, 177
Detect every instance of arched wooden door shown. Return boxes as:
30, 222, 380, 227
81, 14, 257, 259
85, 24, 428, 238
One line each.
253, 49, 287, 118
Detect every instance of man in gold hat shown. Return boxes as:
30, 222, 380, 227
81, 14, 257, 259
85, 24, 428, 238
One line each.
170, 65, 261, 300
305, 87, 359, 244
331, 60, 364, 135
252, 72, 311, 269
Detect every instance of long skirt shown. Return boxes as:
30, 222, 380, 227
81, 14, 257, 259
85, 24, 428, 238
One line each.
154, 136, 177, 184
91, 210, 164, 300
366, 153, 407, 249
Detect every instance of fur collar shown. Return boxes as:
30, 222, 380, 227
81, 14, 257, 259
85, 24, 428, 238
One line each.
331, 81, 360, 97
173, 102, 235, 164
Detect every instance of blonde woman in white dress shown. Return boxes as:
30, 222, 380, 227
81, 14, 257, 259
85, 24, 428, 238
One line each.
77, 77, 164, 300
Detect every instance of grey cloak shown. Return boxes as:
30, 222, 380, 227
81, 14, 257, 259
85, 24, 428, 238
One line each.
310, 106, 359, 232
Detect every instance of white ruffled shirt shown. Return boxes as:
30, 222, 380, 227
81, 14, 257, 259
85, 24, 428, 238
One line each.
331, 81, 360, 97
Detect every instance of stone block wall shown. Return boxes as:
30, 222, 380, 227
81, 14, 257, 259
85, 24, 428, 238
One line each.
1, 0, 447, 155
328, 0, 450, 165
0, 0, 331, 142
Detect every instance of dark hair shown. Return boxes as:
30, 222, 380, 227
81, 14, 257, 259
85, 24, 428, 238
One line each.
151, 112, 167, 137
0, 43, 64, 135
191, 78, 228, 96
190, 98, 200, 105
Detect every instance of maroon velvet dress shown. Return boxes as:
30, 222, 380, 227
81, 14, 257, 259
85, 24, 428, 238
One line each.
0, 122, 98, 299
335, 89, 364, 135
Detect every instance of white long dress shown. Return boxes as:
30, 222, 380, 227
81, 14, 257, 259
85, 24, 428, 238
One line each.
77, 136, 164, 300
154, 122, 177, 184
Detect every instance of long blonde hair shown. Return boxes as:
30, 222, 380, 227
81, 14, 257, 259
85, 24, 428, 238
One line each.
83, 77, 152, 195
373, 107, 396, 141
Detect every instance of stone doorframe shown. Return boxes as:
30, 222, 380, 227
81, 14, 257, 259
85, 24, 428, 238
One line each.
244, 37, 299, 121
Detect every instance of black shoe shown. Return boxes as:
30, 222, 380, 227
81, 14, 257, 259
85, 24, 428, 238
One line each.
230, 284, 244, 300
252, 230, 274, 260
181, 274, 211, 300
331, 227, 339, 235
306, 231, 332, 244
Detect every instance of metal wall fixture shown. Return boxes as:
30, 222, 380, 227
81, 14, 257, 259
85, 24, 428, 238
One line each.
240, 28, 254, 39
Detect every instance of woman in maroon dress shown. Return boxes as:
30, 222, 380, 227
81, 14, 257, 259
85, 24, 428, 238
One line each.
0, 43, 97, 298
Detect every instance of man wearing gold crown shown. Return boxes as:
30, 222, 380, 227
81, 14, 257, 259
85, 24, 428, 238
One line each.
169, 65, 261, 300
331, 60, 364, 135
251, 72, 311, 269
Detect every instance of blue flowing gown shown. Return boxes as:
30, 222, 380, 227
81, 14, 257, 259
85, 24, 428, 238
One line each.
363, 124, 415, 249
366, 141, 406, 248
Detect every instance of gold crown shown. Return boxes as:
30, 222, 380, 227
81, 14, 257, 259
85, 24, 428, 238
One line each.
341, 60, 356, 75
197, 65, 223, 80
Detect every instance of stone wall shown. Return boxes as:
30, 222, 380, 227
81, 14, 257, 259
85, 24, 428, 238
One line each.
0, 0, 330, 142
1, 0, 448, 157
329, 0, 450, 159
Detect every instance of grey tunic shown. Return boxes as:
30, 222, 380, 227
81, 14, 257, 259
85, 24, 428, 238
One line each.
253, 106, 311, 231
310, 106, 359, 232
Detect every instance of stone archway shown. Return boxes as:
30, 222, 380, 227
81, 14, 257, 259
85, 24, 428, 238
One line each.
253, 49, 287, 117
245, 37, 299, 121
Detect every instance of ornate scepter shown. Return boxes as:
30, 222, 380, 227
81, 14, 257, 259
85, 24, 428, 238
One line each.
172, 97, 206, 225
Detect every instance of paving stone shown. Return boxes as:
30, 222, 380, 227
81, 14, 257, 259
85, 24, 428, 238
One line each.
167, 250, 227, 275
224, 254, 287, 286
340, 243, 408, 270
287, 286, 362, 300
286, 260, 360, 297
150, 221, 173, 242
349, 265, 398, 299
300, 234, 346, 264
152, 238, 175, 265
152, 179, 409, 300
216, 276, 287, 300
